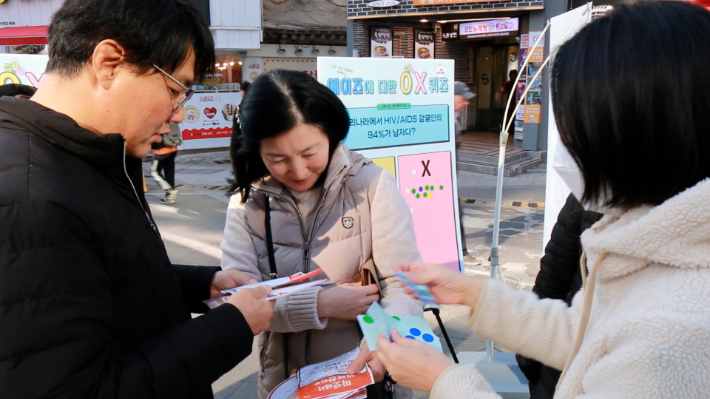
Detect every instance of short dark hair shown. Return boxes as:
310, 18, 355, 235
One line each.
552, 1, 710, 208
229, 70, 350, 202
46, 0, 215, 81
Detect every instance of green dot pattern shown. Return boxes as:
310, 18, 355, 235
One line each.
423, 193, 428, 197
440, 185, 444, 190
411, 189, 416, 194
392, 316, 401, 321
363, 316, 374, 323
416, 194, 420, 198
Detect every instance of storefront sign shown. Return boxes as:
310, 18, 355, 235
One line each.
367, 0, 401, 6
441, 23, 459, 42
319, 58, 463, 272
524, 104, 541, 123
460, 18, 519, 40
179, 92, 242, 145
370, 27, 392, 58
414, 30, 435, 59
521, 31, 545, 62
244, 56, 262, 82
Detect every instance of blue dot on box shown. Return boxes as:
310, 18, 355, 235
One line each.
419, 187, 423, 192
409, 328, 421, 337
406, 335, 415, 339
423, 334, 434, 342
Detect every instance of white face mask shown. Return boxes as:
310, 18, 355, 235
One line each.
553, 144, 624, 217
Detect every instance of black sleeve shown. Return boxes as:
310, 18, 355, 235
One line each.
0, 202, 253, 399
172, 264, 221, 314
532, 194, 584, 301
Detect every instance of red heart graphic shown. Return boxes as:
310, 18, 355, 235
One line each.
204, 107, 217, 119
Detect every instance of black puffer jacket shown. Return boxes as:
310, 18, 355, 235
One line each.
516, 194, 603, 399
0, 98, 253, 399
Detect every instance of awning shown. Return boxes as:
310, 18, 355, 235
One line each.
0, 25, 49, 46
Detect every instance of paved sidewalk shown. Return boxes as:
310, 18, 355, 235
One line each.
144, 153, 546, 398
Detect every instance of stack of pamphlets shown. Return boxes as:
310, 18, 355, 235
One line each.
267, 348, 374, 399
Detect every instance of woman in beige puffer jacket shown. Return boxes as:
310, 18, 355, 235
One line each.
220, 70, 423, 399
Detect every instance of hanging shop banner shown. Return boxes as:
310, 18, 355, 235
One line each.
244, 56, 263, 82
415, 30, 435, 59
262, 57, 317, 78
178, 91, 242, 150
370, 27, 393, 58
441, 23, 459, 42
319, 58, 463, 273
521, 31, 545, 62
460, 18, 519, 40
0, 54, 49, 88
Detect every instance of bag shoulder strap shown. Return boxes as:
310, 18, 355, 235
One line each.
264, 195, 279, 279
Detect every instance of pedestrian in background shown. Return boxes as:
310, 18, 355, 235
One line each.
151, 121, 182, 204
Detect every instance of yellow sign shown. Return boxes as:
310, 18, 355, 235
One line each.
529, 48, 544, 63
524, 105, 541, 124
372, 157, 396, 178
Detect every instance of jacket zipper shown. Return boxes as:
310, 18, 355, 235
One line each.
254, 165, 347, 367
122, 143, 160, 238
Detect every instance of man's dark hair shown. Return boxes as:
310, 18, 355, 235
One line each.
552, 1, 710, 208
46, 0, 215, 81
228, 70, 350, 202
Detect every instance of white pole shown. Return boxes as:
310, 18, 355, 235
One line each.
485, 4, 592, 361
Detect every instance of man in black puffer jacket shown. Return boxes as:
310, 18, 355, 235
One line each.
0, 1, 274, 398
516, 194, 603, 399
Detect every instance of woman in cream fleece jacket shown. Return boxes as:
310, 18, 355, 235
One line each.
374, 3, 710, 398
221, 70, 422, 398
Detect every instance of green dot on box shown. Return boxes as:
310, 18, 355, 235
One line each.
440, 185, 444, 190
392, 316, 401, 321
411, 189, 415, 194
416, 194, 420, 198
363, 316, 374, 323
424, 193, 428, 197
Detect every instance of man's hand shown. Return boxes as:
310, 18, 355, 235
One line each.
346, 341, 386, 381
376, 329, 453, 392
226, 286, 274, 335
210, 270, 259, 299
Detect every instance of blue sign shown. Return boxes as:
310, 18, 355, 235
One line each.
345, 104, 450, 151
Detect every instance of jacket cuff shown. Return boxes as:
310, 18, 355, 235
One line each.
140, 303, 253, 395
429, 365, 497, 399
469, 279, 492, 326
286, 285, 328, 331
172, 265, 221, 314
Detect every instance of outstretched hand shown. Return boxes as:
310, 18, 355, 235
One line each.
393, 262, 483, 309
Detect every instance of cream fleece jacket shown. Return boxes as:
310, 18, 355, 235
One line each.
430, 179, 710, 399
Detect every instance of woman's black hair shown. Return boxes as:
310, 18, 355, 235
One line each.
552, 1, 710, 208
228, 70, 350, 202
